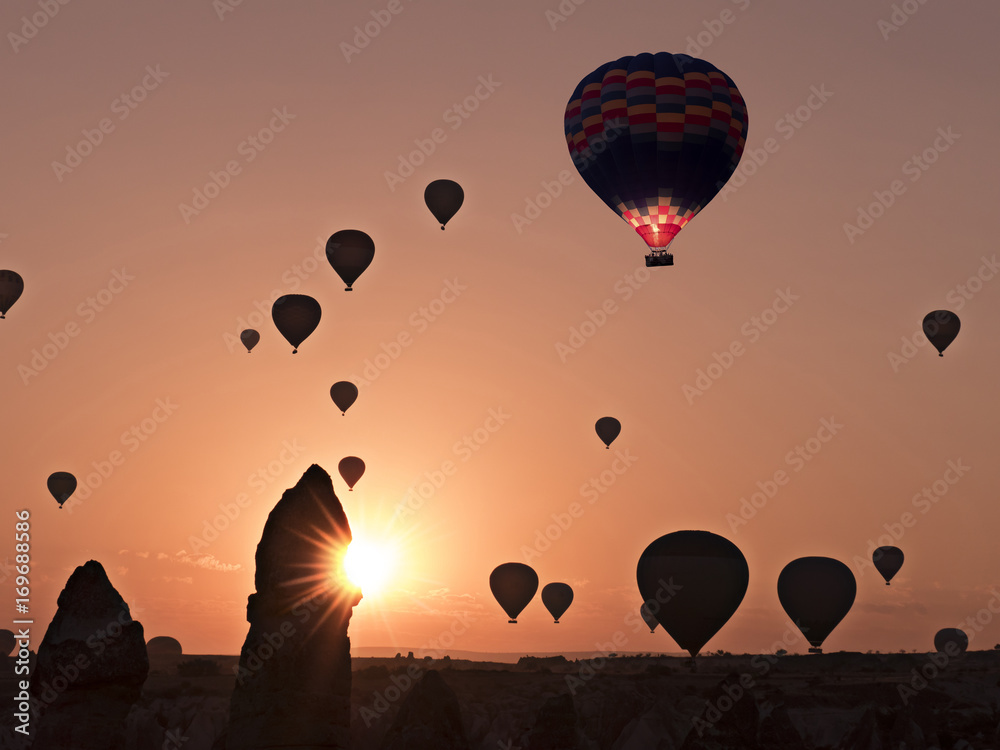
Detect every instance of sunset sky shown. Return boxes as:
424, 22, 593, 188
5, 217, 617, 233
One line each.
3, 0, 1000, 659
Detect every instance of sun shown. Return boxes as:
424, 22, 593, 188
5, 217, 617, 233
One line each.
342, 538, 396, 596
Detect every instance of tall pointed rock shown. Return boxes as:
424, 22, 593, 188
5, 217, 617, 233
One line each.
227, 464, 362, 750
29, 559, 148, 749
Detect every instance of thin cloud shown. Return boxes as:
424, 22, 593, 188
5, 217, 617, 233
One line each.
175, 553, 242, 572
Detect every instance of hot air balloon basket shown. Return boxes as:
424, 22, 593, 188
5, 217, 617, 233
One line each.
645, 252, 674, 267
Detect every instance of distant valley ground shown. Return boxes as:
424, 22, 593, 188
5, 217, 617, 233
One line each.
4, 650, 1000, 748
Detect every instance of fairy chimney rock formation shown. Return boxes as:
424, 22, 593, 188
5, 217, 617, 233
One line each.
29, 559, 149, 750
227, 464, 362, 750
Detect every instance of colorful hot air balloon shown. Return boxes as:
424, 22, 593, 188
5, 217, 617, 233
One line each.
326, 230, 375, 291
338, 456, 365, 491
330, 381, 359, 415
240, 329, 260, 353
595, 417, 621, 449
922, 310, 960, 356
541, 582, 574, 623
271, 294, 321, 353
565, 53, 748, 267
47, 472, 77, 508
490, 562, 538, 623
636, 530, 749, 657
424, 179, 465, 229
640, 602, 659, 633
0, 270, 24, 319
934, 628, 968, 655
873, 546, 904, 586
777, 557, 856, 653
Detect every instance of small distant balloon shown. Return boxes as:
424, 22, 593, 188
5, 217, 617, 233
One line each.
146, 636, 183, 657
640, 602, 659, 633
47, 472, 77, 508
0, 270, 24, 319
777, 557, 856, 653
424, 179, 465, 230
636, 530, 749, 657
240, 329, 260, 353
873, 546, 904, 586
338, 456, 365, 491
330, 381, 359, 415
271, 294, 321, 353
326, 230, 375, 291
595, 417, 621, 449
490, 563, 538, 623
934, 628, 968, 655
0, 629, 15, 656
922, 310, 960, 356
541, 582, 574, 623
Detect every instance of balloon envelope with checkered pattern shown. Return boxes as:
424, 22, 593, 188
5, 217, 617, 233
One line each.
564, 53, 748, 260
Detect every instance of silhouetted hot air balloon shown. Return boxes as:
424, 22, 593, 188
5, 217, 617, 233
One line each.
47, 472, 77, 508
934, 628, 968, 655
490, 562, 538, 623
240, 329, 260, 353
922, 310, 960, 356
424, 179, 464, 229
873, 546, 904, 586
338, 456, 365, 491
146, 636, 183, 657
565, 53, 748, 267
0, 629, 15, 657
595, 417, 621, 449
541, 582, 574, 623
636, 530, 749, 657
0, 270, 24, 319
640, 602, 659, 633
330, 382, 359, 416
777, 557, 856, 653
271, 294, 321, 353
326, 230, 375, 291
